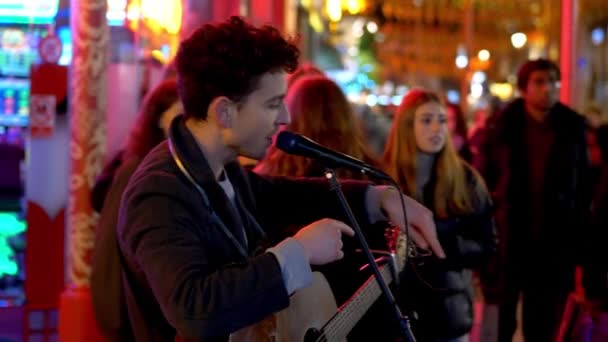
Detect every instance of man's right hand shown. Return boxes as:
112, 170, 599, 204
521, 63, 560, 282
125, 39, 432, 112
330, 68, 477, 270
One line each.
293, 218, 355, 265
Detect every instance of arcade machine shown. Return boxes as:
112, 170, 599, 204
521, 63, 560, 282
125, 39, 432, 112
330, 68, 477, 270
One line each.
0, 0, 61, 306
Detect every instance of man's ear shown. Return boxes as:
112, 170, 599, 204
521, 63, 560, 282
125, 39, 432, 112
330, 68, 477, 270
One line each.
210, 97, 235, 129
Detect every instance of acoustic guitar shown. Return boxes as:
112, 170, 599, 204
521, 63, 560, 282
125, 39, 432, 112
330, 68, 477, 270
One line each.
231, 226, 408, 342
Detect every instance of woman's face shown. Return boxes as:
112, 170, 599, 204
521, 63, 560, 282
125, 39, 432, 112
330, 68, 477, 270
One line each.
159, 101, 183, 136
413, 101, 448, 154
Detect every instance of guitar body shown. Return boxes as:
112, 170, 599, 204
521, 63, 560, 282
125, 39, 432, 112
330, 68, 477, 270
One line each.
230, 272, 342, 342
231, 226, 407, 342
277, 272, 343, 342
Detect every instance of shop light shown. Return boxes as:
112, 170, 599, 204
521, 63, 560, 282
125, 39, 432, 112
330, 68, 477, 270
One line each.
455, 55, 468, 69
472, 71, 486, 84
478, 49, 490, 61
346, 0, 364, 14
127, 0, 182, 35
392, 95, 403, 106
366, 21, 378, 34
378, 95, 390, 106
366, 94, 378, 107
470, 83, 483, 98
308, 12, 324, 33
591, 27, 605, 46
327, 0, 342, 22
511, 32, 527, 49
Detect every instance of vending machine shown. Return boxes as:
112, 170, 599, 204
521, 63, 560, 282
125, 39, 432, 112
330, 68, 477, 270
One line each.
0, 0, 61, 309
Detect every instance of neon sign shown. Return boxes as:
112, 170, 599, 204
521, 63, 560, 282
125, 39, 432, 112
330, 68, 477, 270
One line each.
0, 0, 59, 24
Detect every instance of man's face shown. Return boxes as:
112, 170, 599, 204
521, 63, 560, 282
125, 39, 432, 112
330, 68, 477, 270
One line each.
522, 70, 558, 112
227, 72, 290, 160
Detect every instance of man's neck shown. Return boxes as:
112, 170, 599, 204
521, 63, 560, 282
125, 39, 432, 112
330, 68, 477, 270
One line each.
185, 118, 234, 180
525, 102, 550, 123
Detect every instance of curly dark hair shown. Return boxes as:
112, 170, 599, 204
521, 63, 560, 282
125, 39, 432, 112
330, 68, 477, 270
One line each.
175, 16, 300, 120
126, 78, 179, 159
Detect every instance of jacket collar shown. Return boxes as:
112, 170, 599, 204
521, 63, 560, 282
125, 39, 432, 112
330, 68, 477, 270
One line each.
167, 115, 262, 253
168, 114, 220, 187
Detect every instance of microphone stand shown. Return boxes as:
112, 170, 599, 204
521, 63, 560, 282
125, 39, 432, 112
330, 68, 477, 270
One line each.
324, 169, 416, 342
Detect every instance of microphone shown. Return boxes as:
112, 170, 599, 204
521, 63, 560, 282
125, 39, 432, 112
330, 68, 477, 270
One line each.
275, 131, 392, 181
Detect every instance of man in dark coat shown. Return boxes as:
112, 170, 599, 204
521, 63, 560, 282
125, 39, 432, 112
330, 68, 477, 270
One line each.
117, 17, 445, 341
474, 59, 592, 341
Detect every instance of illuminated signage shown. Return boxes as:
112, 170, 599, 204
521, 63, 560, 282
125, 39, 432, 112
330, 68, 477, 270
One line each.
0, 0, 59, 24
107, 0, 127, 26
127, 0, 182, 35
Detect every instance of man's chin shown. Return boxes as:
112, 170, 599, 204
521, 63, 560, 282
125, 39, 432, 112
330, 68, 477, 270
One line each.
238, 151, 264, 162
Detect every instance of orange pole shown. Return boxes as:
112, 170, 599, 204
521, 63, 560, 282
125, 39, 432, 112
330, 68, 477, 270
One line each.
58, 0, 108, 339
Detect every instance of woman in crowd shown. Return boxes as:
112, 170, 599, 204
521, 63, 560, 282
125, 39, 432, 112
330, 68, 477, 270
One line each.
445, 102, 472, 162
90, 78, 182, 341
255, 75, 393, 340
383, 88, 496, 342
255, 75, 378, 180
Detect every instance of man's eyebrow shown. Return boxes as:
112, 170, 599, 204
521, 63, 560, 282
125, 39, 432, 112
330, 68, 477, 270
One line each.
265, 94, 285, 103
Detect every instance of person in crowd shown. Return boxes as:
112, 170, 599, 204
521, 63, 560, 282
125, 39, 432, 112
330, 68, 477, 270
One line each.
254, 75, 393, 339
468, 96, 503, 161
474, 58, 592, 341
584, 104, 604, 184
116, 16, 445, 341
90, 78, 181, 341
445, 102, 472, 162
238, 62, 326, 170
90, 79, 180, 213
582, 159, 608, 321
383, 88, 496, 342
255, 75, 379, 180
285, 62, 325, 88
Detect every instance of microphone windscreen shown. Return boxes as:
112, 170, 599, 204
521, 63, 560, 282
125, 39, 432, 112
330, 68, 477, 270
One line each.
275, 131, 299, 153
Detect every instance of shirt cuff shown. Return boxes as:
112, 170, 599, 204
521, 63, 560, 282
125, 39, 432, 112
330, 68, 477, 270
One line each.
267, 238, 313, 295
365, 185, 393, 223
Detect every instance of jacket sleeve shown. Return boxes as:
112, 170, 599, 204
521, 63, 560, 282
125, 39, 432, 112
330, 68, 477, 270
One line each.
245, 171, 375, 236
439, 176, 497, 270
118, 178, 290, 340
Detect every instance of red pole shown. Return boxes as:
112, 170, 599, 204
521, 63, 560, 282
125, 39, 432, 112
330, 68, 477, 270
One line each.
559, 0, 576, 106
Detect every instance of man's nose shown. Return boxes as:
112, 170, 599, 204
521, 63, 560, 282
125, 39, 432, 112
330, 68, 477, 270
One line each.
276, 105, 290, 125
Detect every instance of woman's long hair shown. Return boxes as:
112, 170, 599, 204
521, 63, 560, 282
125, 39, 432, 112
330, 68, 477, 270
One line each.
126, 78, 180, 159
383, 89, 486, 218
256, 76, 378, 179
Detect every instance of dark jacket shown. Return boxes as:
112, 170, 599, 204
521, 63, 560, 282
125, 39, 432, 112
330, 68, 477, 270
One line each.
400, 166, 496, 340
91, 150, 125, 213
117, 116, 374, 341
473, 98, 591, 303
583, 162, 608, 304
91, 156, 141, 341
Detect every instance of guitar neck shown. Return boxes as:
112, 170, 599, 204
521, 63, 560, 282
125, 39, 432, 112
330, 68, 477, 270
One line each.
319, 263, 394, 341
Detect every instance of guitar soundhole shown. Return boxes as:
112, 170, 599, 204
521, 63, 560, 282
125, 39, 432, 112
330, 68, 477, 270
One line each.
304, 328, 325, 342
